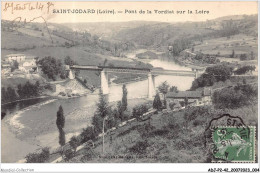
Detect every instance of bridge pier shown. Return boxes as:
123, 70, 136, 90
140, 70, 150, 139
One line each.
194, 70, 198, 79
148, 72, 155, 99
69, 70, 75, 79
101, 70, 109, 95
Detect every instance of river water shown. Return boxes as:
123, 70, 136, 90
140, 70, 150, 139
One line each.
1, 58, 194, 162
2, 59, 194, 117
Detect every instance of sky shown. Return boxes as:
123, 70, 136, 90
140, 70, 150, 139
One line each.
1, 1, 258, 23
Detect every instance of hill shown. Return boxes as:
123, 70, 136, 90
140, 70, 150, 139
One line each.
113, 22, 212, 48
61, 21, 161, 40
1, 20, 135, 60
111, 14, 257, 50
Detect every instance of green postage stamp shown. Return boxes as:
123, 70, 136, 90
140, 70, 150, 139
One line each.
211, 126, 255, 162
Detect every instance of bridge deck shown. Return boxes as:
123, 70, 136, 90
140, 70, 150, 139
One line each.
70, 65, 198, 76
70, 65, 102, 71
70, 65, 151, 71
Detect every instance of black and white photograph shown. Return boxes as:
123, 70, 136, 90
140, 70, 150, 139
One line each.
0, 1, 259, 172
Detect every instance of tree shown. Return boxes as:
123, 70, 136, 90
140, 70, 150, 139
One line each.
230, 50, 235, 58
158, 81, 170, 105
38, 56, 65, 81
69, 136, 81, 153
11, 60, 19, 72
80, 126, 95, 143
25, 147, 50, 163
96, 91, 110, 119
153, 92, 162, 111
35, 81, 40, 94
117, 101, 123, 121
114, 85, 128, 121
234, 65, 256, 75
64, 149, 74, 161
56, 105, 65, 156
64, 56, 75, 66
169, 86, 178, 93
56, 105, 65, 129
191, 64, 233, 90
92, 113, 104, 134
212, 84, 257, 109
59, 128, 65, 145
169, 102, 176, 110
184, 97, 189, 106
132, 104, 148, 120
121, 84, 128, 112
92, 91, 111, 134
240, 54, 248, 61
6, 86, 17, 102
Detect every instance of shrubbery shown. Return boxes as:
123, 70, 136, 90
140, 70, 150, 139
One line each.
132, 104, 148, 120
17, 81, 41, 98
1, 86, 17, 103
25, 147, 50, 163
184, 106, 211, 123
194, 53, 219, 64
80, 126, 95, 143
170, 38, 191, 56
129, 140, 149, 155
213, 84, 257, 109
234, 65, 255, 75
153, 93, 162, 111
69, 136, 81, 153
64, 149, 75, 162
190, 65, 233, 90
2, 81, 41, 104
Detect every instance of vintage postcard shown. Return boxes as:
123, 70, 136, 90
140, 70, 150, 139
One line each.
0, 1, 258, 171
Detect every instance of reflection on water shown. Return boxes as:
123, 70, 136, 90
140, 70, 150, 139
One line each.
2, 97, 50, 116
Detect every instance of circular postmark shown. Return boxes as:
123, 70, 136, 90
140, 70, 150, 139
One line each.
204, 114, 255, 163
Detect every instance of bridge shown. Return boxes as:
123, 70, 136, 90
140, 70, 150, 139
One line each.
68, 65, 203, 99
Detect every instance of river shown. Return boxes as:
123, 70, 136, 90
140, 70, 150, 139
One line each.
1, 58, 194, 163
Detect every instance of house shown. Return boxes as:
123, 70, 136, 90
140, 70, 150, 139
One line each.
18, 56, 38, 73
4, 54, 38, 73
166, 87, 212, 109
1, 63, 11, 76
20, 56, 37, 67
1, 63, 11, 69
5, 54, 26, 63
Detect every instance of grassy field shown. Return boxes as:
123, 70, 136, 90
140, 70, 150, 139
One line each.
193, 34, 258, 57
1, 31, 54, 51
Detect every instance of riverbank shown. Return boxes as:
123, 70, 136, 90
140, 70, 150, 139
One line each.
160, 54, 208, 70
1, 95, 51, 106
1, 97, 151, 163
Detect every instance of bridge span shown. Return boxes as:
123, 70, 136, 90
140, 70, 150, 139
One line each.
68, 65, 202, 98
